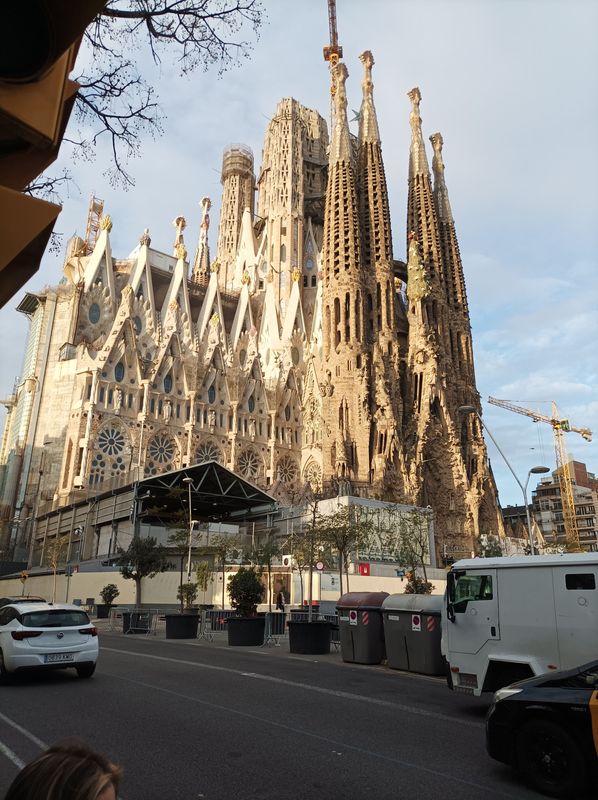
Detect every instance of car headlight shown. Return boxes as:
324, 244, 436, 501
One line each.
494, 687, 523, 703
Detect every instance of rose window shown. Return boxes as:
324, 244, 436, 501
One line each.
149, 435, 175, 464
277, 457, 298, 485
237, 449, 260, 479
98, 427, 125, 456
304, 461, 322, 490
195, 442, 221, 464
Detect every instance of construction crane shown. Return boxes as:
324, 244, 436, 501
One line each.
488, 397, 592, 550
323, 0, 343, 128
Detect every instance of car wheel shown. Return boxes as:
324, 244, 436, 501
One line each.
516, 718, 587, 798
0, 649, 10, 684
76, 663, 96, 679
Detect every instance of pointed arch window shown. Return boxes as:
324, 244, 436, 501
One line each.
207, 385, 216, 404
248, 395, 255, 413
164, 373, 173, 394
134, 316, 142, 335
114, 362, 125, 383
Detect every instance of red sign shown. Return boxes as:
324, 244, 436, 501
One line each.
362, 611, 369, 626
426, 616, 436, 632
358, 563, 370, 576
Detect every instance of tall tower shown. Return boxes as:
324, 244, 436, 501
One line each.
216, 144, 255, 291
404, 87, 503, 552
357, 50, 403, 490
256, 98, 328, 311
321, 61, 372, 487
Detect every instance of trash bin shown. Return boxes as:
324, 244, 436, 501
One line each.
336, 592, 389, 664
382, 594, 445, 676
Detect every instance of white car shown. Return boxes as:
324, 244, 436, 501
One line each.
0, 602, 99, 681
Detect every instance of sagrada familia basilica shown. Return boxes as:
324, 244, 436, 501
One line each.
0, 45, 504, 561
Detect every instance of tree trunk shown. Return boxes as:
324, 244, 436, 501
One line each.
338, 553, 344, 598
179, 554, 184, 613
221, 562, 225, 609
267, 563, 272, 613
135, 577, 141, 607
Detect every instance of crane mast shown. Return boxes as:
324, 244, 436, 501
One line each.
323, 0, 343, 129
488, 397, 592, 550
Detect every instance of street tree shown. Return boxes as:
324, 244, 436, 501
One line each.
117, 535, 170, 606
395, 509, 434, 595
45, 533, 71, 603
318, 504, 375, 597
200, 533, 243, 609
251, 531, 280, 613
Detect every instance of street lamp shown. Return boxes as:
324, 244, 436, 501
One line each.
458, 405, 549, 554
181, 477, 197, 582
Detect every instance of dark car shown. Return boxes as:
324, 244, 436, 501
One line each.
0, 596, 45, 608
486, 660, 598, 798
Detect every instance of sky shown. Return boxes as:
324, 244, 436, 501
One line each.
1, 0, 597, 507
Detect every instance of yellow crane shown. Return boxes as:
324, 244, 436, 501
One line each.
488, 397, 592, 550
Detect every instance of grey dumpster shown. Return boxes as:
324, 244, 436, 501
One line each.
337, 592, 389, 664
382, 594, 445, 676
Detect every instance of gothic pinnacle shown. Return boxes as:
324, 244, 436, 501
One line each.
430, 132, 454, 224
358, 50, 380, 144
330, 61, 352, 163
408, 87, 430, 177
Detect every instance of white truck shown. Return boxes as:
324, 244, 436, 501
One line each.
441, 553, 598, 695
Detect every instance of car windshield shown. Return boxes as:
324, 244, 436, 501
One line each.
21, 610, 90, 628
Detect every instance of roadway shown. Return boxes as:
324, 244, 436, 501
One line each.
0, 632, 554, 799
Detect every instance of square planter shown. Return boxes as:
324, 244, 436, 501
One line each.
288, 620, 331, 654
165, 613, 199, 639
227, 616, 265, 646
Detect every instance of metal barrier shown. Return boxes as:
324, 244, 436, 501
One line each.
197, 610, 215, 642
124, 610, 156, 635
205, 609, 236, 631
262, 612, 287, 647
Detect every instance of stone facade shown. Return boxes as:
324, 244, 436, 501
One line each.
0, 51, 504, 563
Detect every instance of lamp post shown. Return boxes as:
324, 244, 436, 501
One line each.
458, 405, 549, 554
181, 477, 196, 582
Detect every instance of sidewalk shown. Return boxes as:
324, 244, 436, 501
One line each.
91, 615, 346, 663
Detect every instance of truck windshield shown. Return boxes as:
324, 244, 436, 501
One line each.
450, 574, 493, 604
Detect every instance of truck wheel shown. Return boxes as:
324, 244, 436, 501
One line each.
516, 719, 586, 798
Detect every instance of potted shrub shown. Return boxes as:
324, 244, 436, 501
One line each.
165, 581, 200, 639
97, 583, 120, 619
226, 567, 266, 646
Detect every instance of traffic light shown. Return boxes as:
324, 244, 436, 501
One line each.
0, 1, 106, 308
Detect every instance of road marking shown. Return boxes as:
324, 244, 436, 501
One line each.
0, 711, 48, 749
0, 741, 25, 770
103, 646, 482, 729
103, 667, 520, 799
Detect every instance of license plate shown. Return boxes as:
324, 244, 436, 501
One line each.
44, 653, 75, 663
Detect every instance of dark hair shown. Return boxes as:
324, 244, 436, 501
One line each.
4, 739, 122, 800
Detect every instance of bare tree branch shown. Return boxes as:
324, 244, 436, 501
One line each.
28, 1, 264, 202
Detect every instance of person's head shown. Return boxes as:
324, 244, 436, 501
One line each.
4, 739, 122, 800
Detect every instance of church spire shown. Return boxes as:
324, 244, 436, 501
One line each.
192, 196, 211, 283
328, 61, 353, 164
358, 50, 380, 144
430, 133, 469, 316
408, 87, 431, 179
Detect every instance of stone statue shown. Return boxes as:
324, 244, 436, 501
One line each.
208, 408, 216, 432
113, 388, 123, 414
163, 399, 172, 422
248, 417, 256, 441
